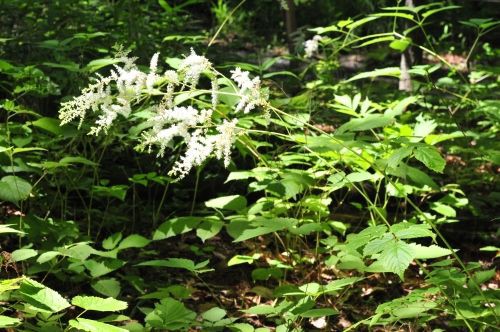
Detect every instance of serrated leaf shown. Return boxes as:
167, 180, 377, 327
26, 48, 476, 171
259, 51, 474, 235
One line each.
69, 318, 128, 332
20, 278, 70, 313
72, 295, 127, 312
205, 195, 247, 211
414, 146, 445, 173
145, 297, 196, 330
410, 243, 454, 259
102, 233, 123, 250
391, 223, 435, 240
378, 240, 414, 279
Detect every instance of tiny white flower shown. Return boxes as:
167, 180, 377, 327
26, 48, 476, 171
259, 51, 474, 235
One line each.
304, 35, 323, 58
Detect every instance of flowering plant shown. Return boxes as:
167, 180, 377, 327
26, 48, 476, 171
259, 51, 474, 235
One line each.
59, 48, 268, 178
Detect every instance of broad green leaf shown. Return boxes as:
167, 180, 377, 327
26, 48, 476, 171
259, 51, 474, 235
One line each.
202, 307, 227, 322
414, 146, 445, 173
389, 38, 411, 52
153, 216, 202, 240
363, 234, 393, 256
410, 243, 454, 259
36, 251, 61, 264
91, 278, 121, 298
227, 254, 261, 267
117, 234, 150, 250
72, 295, 128, 312
345, 67, 400, 82
299, 308, 338, 318
84, 259, 125, 278
336, 114, 394, 134
0, 224, 24, 235
391, 223, 435, 240
226, 218, 295, 242
137, 258, 211, 273
387, 147, 413, 169
69, 318, 128, 332
430, 202, 456, 217
103, 233, 123, 250
59, 156, 98, 166
85, 58, 122, 72
196, 218, 223, 242
31, 117, 63, 135
145, 297, 196, 330
0, 315, 21, 328
392, 301, 437, 319
378, 240, 414, 279
19, 278, 71, 313
205, 195, 247, 211
11, 248, 37, 262
242, 304, 277, 315
0, 175, 32, 204
324, 277, 361, 293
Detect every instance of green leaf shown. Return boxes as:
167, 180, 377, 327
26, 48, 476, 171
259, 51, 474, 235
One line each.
202, 307, 227, 322
69, 318, 128, 332
226, 218, 295, 242
0, 176, 32, 204
137, 258, 211, 273
84, 259, 125, 278
102, 233, 123, 250
196, 218, 223, 242
0, 224, 24, 235
85, 58, 122, 72
153, 217, 201, 240
414, 146, 445, 173
31, 117, 64, 135
299, 308, 338, 318
227, 254, 261, 267
91, 278, 121, 298
389, 38, 411, 52
72, 295, 127, 312
36, 251, 61, 264
345, 67, 401, 82
19, 278, 71, 313
11, 248, 37, 262
391, 223, 435, 240
0, 315, 21, 328
378, 240, 414, 279
410, 243, 454, 259
430, 202, 456, 217
242, 304, 277, 315
205, 195, 247, 211
117, 234, 150, 250
145, 297, 196, 330
336, 114, 394, 134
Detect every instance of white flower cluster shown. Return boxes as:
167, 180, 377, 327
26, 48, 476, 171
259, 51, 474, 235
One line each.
304, 35, 323, 58
231, 67, 266, 113
59, 49, 267, 179
59, 52, 162, 135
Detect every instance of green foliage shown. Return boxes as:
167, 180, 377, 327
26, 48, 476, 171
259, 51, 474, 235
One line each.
0, 1, 498, 331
